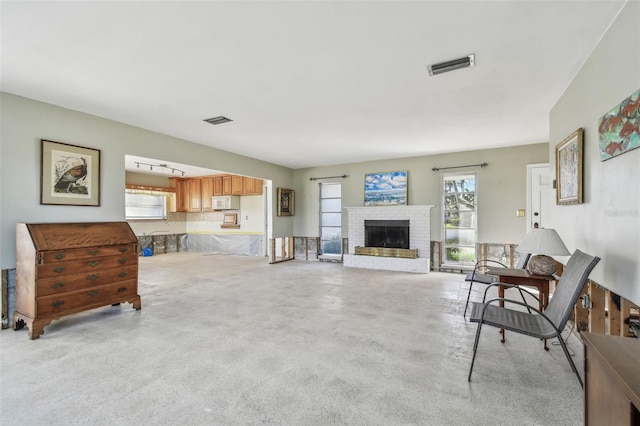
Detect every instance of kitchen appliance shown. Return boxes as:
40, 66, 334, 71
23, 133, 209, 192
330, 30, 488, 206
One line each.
212, 195, 240, 210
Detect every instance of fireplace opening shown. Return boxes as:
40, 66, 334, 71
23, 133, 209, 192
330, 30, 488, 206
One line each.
365, 220, 410, 249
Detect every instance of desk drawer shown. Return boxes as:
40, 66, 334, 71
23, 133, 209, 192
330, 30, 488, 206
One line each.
37, 265, 138, 297
37, 254, 138, 278
37, 280, 138, 316
41, 244, 136, 263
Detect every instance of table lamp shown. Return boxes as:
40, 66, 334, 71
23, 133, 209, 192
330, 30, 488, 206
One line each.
515, 228, 570, 275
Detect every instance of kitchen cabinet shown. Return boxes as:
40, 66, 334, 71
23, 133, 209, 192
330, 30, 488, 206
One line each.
188, 178, 202, 211
201, 178, 213, 210
212, 176, 223, 196
13, 222, 141, 339
170, 177, 188, 212
231, 175, 243, 195
222, 176, 232, 195
169, 175, 262, 211
242, 177, 263, 195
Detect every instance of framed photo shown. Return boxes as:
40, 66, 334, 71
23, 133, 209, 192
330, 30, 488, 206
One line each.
364, 171, 407, 206
555, 128, 583, 205
41, 139, 101, 206
277, 188, 294, 216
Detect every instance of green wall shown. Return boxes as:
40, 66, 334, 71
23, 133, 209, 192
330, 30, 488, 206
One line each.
293, 143, 548, 245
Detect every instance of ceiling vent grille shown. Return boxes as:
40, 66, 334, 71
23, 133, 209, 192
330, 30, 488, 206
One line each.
428, 54, 475, 76
203, 116, 233, 125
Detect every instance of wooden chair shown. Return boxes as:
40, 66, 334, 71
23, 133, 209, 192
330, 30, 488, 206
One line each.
462, 253, 531, 317
467, 249, 600, 387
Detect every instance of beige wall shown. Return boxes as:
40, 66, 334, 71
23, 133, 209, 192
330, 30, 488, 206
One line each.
0, 93, 293, 269
548, 1, 640, 304
293, 143, 548, 245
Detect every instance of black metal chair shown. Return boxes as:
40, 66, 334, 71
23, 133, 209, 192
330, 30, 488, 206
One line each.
462, 252, 531, 317
467, 249, 600, 387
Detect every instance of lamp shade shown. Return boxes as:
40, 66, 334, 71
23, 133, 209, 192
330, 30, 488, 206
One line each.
516, 228, 570, 256
516, 228, 570, 275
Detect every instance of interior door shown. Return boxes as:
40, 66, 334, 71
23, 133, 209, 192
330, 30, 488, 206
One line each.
527, 163, 552, 231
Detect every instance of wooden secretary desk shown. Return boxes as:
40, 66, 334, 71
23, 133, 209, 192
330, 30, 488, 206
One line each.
14, 222, 141, 339
582, 332, 640, 425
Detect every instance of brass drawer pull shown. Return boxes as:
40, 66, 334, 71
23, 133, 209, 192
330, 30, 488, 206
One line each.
87, 261, 99, 267
118, 258, 127, 264
52, 300, 65, 308
54, 253, 67, 260
53, 267, 65, 273
88, 249, 99, 256
119, 271, 128, 278
87, 290, 99, 297
52, 282, 65, 289
119, 247, 128, 253
87, 274, 100, 281
117, 287, 127, 293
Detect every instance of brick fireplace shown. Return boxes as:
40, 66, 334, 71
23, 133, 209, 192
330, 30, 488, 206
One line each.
343, 205, 434, 273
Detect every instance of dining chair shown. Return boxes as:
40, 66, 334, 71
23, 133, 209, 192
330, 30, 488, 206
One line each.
462, 252, 531, 317
467, 249, 600, 387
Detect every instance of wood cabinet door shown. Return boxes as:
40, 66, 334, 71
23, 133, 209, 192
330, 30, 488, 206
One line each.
242, 177, 255, 194
201, 178, 213, 210
222, 176, 232, 195
173, 178, 188, 212
242, 177, 263, 195
188, 179, 202, 211
231, 175, 243, 195
213, 176, 223, 196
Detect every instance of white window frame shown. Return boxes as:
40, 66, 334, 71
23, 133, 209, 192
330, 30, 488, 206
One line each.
442, 172, 477, 266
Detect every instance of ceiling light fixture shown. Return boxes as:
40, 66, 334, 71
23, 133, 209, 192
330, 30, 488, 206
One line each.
203, 116, 233, 125
428, 54, 475, 76
135, 162, 186, 177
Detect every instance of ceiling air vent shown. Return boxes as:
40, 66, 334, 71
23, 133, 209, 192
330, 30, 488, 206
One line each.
428, 54, 475, 76
203, 116, 233, 125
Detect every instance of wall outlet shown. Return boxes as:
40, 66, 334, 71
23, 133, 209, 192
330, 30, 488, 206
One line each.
516, 209, 525, 217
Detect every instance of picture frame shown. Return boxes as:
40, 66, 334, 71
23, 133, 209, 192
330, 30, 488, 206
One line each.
364, 171, 407, 206
41, 139, 101, 206
555, 128, 583, 205
598, 88, 640, 161
277, 188, 294, 216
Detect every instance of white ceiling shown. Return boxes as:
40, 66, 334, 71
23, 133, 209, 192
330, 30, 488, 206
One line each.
1, 1, 626, 172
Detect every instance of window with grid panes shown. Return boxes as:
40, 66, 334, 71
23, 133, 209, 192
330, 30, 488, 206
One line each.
442, 173, 476, 265
320, 183, 342, 254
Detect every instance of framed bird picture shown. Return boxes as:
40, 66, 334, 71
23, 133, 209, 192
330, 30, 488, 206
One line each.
41, 139, 101, 206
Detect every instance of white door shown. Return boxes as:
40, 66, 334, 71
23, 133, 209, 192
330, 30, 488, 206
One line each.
527, 163, 552, 231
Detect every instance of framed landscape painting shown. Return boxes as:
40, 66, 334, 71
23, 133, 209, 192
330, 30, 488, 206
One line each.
364, 171, 407, 206
41, 139, 101, 206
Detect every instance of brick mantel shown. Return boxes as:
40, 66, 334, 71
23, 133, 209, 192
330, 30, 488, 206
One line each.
343, 205, 434, 273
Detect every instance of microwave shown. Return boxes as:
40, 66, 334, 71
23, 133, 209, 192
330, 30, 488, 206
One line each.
212, 195, 240, 210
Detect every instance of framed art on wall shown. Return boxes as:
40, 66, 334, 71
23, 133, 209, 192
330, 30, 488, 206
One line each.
598, 88, 640, 161
555, 128, 583, 205
41, 139, 101, 206
277, 188, 294, 216
364, 171, 407, 206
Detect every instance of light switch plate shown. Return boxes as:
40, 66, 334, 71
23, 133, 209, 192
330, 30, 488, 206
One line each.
516, 209, 525, 217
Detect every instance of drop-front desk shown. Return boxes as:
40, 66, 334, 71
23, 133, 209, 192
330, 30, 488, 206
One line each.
582, 332, 640, 425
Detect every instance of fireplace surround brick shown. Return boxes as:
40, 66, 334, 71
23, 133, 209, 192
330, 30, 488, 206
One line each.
343, 205, 434, 273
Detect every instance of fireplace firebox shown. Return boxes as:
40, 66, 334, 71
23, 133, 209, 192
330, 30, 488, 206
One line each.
364, 220, 410, 249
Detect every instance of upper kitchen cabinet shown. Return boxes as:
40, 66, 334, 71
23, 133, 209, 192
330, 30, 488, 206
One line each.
231, 175, 243, 195
169, 177, 188, 212
242, 177, 263, 195
201, 178, 213, 210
